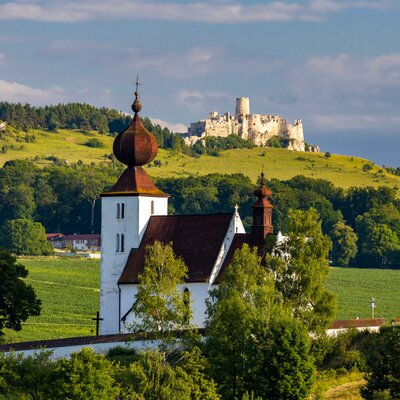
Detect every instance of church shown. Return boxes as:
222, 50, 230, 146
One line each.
99, 89, 274, 335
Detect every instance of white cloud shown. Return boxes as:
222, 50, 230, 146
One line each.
150, 118, 187, 133
0, 0, 394, 23
0, 54, 5, 65
0, 80, 67, 104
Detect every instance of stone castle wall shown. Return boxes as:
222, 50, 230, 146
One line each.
184, 98, 306, 151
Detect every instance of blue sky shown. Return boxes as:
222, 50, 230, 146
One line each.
0, 0, 399, 165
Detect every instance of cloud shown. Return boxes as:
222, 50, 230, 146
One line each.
150, 118, 187, 133
175, 89, 231, 113
0, 54, 5, 65
0, 0, 394, 23
288, 53, 400, 131
0, 80, 67, 104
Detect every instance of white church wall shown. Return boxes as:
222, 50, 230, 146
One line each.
100, 194, 167, 335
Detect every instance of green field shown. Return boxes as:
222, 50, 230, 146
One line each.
326, 267, 400, 320
4, 257, 100, 343
1, 128, 400, 190
5, 258, 400, 343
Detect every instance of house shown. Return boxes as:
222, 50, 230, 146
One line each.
46, 233, 101, 251
63, 234, 101, 251
46, 233, 65, 249
99, 88, 273, 335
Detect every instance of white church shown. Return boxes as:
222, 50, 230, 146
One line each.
99, 90, 274, 335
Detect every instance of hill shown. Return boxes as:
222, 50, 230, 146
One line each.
0, 127, 398, 190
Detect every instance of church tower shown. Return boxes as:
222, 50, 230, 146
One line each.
251, 172, 273, 245
99, 86, 168, 334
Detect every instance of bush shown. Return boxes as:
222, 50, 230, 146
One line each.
84, 138, 105, 148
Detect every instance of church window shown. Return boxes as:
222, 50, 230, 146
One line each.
121, 234, 125, 252
183, 287, 190, 324
116, 203, 120, 219
121, 203, 125, 219
151, 200, 154, 215
116, 234, 120, 252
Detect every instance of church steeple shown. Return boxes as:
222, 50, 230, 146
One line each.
103, 82, 167, 197
251, 172, 273, 244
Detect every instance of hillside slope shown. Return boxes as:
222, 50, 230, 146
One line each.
0, 128, 399, 189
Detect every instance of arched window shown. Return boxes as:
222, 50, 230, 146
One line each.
183, 287, 190, 324
116, 203, 120, 219
121, 234, 125, 252
121, 203, 125, 219
151, 200, 155, 215
116, 233, 120, 252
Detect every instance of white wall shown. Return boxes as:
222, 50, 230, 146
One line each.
100, 195, 168, 335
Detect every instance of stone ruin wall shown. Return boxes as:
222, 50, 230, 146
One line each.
185, 98, 307, 152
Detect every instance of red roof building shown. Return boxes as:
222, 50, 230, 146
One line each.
99, 87, 273, 335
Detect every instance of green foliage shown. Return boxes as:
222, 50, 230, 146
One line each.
131, 241, 191, 352
362, 326, 400, 399
0, 350, 54, 399
324, 152, 332, 158
266, 209, 337, 333
206, 244, 314, 400
116, 347, 220, 400
45, 348, 119, 400
84, 138, 105, 148
267, 135, 289, 148
192, 135, 254, 157
0, 250, 41, 337
331, 221, 358, 266
0, 219, 53, 255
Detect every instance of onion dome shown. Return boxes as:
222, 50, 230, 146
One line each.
113, 90, 158, 167
253, 172, 272, 204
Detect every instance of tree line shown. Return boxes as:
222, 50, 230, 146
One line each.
0, 158, 399, 267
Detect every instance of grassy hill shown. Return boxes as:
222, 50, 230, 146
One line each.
0, 128, 399, 189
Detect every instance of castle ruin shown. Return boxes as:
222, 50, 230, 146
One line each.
184, 97, 306, 152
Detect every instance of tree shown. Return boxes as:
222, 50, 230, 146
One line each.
0, 218, 53, 255
205, 244, 314, 400
0, 250, 41, 338
116, 347, 220, 400
362, 326, 400, 399
45, 348, 119, 400
131, 241, 191, 352
265, 208, 337, 333
330, 220, 358, 266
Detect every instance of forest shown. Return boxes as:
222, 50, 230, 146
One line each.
0, 157, 398, 267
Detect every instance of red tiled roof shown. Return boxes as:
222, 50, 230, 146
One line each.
119, 213, 234, 284
46, 233, 65, 239
63, 234, 100, 241
101, 166, 168, 197
329, 318, 386, 330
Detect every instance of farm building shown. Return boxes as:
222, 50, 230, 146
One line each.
47, 233, 101, 251
100, 89, 273, 334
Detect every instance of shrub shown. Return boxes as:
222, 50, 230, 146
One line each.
84, 138, 105, 148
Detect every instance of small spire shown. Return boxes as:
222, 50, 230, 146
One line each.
234, 204, 239, 214
132, 75, 142, 114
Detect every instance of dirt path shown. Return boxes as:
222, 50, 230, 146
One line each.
324, 380, 365, 400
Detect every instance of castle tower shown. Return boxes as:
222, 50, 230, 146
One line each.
251, 172, 273, 245
235, 97, 250, 119
99, 85, 168, 335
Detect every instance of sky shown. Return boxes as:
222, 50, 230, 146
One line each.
0, 0, 399, 165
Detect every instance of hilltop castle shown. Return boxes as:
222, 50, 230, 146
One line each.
184, 97, 306, 152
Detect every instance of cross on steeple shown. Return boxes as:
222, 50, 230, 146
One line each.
133, 75, 141, 97
92, 311, 103, 336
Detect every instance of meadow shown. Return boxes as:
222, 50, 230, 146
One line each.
4, 257, 100, 343
1, 128, 400, 190
6, 257, 400, 343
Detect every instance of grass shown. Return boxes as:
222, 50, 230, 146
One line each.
326, 267, 400, 320
4, 256, 100, 343
0, 128, 399, 190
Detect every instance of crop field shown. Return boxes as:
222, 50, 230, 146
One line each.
326, 267, 400, 320
5, 258, 400, 343
4, 257, 100, 343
